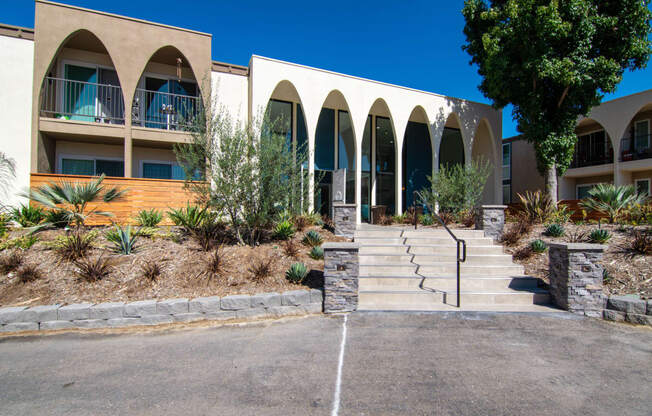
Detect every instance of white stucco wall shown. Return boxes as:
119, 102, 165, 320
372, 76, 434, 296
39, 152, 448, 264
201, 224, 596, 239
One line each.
0, 35, 33, 207
211, 71, 248, 124
249, 55, 502, 221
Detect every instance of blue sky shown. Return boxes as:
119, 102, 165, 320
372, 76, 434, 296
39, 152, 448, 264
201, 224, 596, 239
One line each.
5, 0, 651, 138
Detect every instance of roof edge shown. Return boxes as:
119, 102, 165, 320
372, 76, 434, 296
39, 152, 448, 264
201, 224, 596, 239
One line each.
0, 23, 35, 40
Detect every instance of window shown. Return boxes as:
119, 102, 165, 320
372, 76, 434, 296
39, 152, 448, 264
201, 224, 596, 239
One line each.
635, 120, 650, 150
577, 184, 598, 199
635, 179, 650, 197
502, 143, 511, 204
142, 162, 185, 180
60, 158, 124, 177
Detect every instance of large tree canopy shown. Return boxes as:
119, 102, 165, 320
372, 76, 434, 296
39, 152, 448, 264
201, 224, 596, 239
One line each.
462, 0, 651, 202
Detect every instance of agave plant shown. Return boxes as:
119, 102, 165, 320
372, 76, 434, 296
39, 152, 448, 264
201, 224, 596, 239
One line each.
106, 224, 139, 255
24, 174, 126, 228
580, 184, 645, 224
167, 203, 207, 231
285, 262, 308, 283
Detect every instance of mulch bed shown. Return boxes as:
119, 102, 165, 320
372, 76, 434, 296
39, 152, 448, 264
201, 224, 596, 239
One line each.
0, 225, 347, 307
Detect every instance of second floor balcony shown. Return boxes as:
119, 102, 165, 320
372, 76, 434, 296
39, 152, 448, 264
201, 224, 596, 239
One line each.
40, 77, 201, 132
569, 132, 614, 169
621, 135, 652, 162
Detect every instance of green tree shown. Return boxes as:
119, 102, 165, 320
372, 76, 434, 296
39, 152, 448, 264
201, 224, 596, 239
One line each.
462, 0, 652, 203
174, 99, 311, 246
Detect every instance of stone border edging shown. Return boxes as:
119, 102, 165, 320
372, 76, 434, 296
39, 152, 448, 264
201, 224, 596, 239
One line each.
603, 295, 652, 326
0, 289, 323, 333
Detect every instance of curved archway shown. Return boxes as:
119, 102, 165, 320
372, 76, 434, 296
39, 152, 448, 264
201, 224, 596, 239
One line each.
314, 90, 356, 215
619, 102, 652, 162
471, 118, 497, 205
439, 112, 465, 169
402, 106, 433, 211
132, 46, 201, 131
40, 29, 126, 125
360, 98, 398, 219
573, 118, 614, 168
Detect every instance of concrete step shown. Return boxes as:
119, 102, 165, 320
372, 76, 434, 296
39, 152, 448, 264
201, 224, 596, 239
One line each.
356, 303, 560, 312
411, 254, 515, 265
418, 263, 524, 276
407, 245, 503, 255
404, 237, 494, 246
359, 265, 418, 276
358, 289, 550, 306
354, 238, 406, 245
400, 229, 487, 238
359, 276, 540, 291
354, 230, 404, 238
359, 245, 410, 255
359, 255, 414, 265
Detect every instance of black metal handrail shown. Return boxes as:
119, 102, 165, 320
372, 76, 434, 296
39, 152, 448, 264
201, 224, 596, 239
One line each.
413, 191, 466, 307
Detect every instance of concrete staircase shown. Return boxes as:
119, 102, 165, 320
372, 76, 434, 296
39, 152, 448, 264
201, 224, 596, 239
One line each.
355, 226, 555, 312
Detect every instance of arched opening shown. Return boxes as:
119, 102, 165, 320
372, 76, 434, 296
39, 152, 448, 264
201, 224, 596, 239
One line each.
361, 99, 397, 220
133, 46, 201, 132
439, 113, 465, 169
620, 102, 652, 197
572, 118, 614, 168
402, 106, 432, 211
314, 90, 356, 216
471, 119, 496, 205
38, 29, 126, 176
262, 80, 310, 211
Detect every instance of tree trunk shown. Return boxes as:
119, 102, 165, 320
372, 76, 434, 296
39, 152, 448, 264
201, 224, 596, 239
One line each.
545, 164, 558, 205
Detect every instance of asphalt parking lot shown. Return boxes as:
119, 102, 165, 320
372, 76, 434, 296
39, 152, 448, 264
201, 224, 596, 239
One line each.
0, 311, 650, 415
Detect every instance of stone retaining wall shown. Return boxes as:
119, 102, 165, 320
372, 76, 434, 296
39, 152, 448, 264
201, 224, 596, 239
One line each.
475, 205, 507, 241
603, 295, 652, 326
0, 289, 323, 333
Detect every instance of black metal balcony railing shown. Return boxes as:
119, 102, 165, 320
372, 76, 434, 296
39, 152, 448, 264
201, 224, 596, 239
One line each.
569, 145, 614, 169
41, 77, 125, 124
620, 135, 652, 162
132, 88, 201, 131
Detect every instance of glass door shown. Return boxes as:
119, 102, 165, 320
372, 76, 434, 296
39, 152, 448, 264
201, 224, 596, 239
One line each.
64, 64, 97, 122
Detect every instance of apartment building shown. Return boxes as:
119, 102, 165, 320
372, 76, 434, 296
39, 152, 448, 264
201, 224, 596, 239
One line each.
503, 89, 652, 203
1, 1, 502, 225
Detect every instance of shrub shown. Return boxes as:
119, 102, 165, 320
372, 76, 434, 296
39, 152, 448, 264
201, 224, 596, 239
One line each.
377, 215, 394, 225
631, 230, 651, 255
589, 229, 611, 244
282, 239, 300, 258
135, 226, 158, 238
309, 246, 324, 260
304, 211, 322, 226
0, 250, 24, 274
392, 213, 408, 224
24, 174, 126, 228
544, 223, 565, 237
10, 204, 46, 227
580, 184, 645, 223
419, 214, 434, 226
136, 209, 163, 227
140, 260, 162, 281
321, 215, 334, 231
16, 264, 42, 283
248, 257, 274, 281
549, 205, 574, 225
45, 209, 70, 229
285, 262, 308, 283
0, 213, 9, 237
458, 209, 476, 228
190, 215, 227, 251
48, 230, 97, 262
203, 249, 223, 280
438, 211, 455, 226
512, 246, 533, 260
518, 191, 555, 224
602, 268, 612, 284
106, 225, 139, 254
500, 216, 532, 246
274, 220, 295, 240
622, 203, 652, 225
292, 215, 310, 232
566, 229, 587, 243
167, 204, 207, 230
530, 239, 547, 253
0, 234, 39, 251
73, 254, 112, 282
302, 230, 323, 247
416, 158, 491, 215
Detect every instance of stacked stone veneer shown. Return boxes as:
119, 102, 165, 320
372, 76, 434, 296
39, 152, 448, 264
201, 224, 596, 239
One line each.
548, 243, 607, 318
323, 242, 359, 313
603, 296, 652, 326
333, 203, 356, 238
0, 289, 323, 333
475, 205, 507, 241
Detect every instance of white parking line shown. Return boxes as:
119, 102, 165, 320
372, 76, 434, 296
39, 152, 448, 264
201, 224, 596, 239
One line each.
331, 314, 349, 416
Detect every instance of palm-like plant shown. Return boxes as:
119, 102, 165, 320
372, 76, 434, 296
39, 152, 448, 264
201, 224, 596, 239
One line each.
580, 184, 645, 224
0, 152, 16, 208
24, 174, 126, 228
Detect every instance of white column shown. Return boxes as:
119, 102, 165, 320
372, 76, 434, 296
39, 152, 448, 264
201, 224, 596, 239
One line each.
395, 141, 403, 214
371, 115, 377, 206
355, 138, 362, 224
308, 123, 315, 213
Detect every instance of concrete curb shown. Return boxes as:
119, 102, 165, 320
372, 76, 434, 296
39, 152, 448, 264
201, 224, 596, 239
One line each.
0, 289, 324, 334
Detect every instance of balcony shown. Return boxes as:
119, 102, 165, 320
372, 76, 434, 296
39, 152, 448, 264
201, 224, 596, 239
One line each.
620, 135, 652, 162
131, 88, 201, 131
41, 77, 125, 124
569, 146, 613, 169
